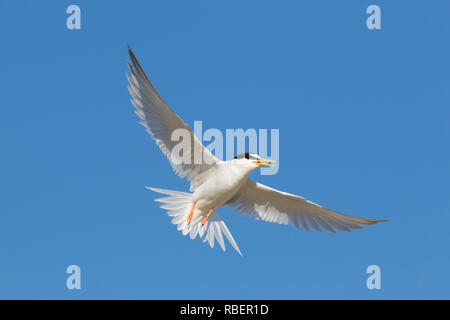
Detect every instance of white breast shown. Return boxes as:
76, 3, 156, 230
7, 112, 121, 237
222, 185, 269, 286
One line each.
192, 160, 254, 213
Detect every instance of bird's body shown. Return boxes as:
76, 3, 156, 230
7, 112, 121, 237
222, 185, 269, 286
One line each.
126, 47, 388, 256
188, 159, 255, 224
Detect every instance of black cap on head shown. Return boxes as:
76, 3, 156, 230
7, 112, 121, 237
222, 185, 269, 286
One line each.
234, 152, 259, 160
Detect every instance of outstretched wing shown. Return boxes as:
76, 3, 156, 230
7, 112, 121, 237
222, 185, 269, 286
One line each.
127, 48, 218, 181
227, 179, 388, 232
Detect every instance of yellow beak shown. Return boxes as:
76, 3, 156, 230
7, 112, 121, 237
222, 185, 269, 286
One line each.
254, 158, 278, 167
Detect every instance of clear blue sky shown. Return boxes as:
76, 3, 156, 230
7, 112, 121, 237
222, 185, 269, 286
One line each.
0, 1, 449, 299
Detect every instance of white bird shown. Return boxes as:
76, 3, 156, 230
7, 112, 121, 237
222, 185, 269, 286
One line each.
126, 48, 388, 256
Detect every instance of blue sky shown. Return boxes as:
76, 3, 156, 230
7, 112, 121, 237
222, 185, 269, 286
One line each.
0, 1, 449, 299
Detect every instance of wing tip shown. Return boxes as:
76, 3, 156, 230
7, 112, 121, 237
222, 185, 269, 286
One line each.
365, 218, 390, 225
127, 43, 135, 59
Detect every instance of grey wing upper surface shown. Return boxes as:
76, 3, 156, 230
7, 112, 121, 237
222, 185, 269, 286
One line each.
127, 48, 218, 182
227, 179, 388, 232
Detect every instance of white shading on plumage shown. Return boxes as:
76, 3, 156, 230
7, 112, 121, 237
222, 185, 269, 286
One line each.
226, 180, 385, 233
127, 49, 218, 182
126, 47, 388, 256
147, 187, 242, 256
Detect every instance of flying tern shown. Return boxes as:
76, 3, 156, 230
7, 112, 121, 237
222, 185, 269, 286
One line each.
126, 48, 387, 256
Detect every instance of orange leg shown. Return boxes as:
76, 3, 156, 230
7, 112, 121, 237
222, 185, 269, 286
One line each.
187, 200, 197, 222
202, 209, 214, 225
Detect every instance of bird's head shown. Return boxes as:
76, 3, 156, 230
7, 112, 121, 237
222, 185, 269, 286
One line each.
233, 153, 277, 170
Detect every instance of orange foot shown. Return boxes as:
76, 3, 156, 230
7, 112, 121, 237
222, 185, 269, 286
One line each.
202, 209, 214, 225
187, 200, 197, 223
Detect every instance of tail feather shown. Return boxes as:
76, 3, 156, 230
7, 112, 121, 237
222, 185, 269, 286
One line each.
147, 187, 243, 256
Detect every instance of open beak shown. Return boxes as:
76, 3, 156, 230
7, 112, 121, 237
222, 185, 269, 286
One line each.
254, 158, 278, 167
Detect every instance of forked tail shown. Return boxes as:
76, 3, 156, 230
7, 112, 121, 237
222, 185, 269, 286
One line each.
146, 187, 242, 256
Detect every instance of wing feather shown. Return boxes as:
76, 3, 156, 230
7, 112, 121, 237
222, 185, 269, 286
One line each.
227, 179, 388, 233
127, 48, 218, 181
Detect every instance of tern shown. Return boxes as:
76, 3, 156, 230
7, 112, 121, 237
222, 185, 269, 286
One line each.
126, 48, 387, 256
